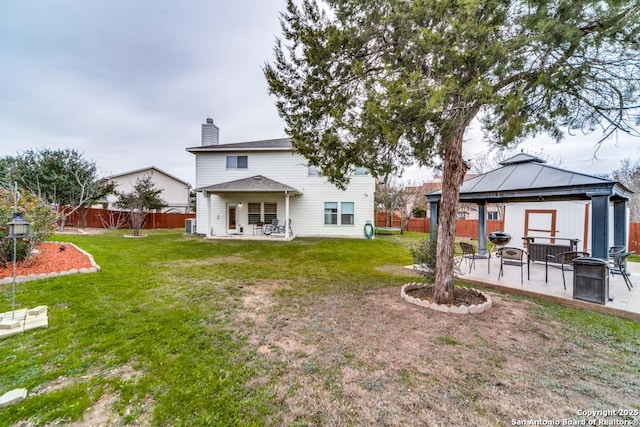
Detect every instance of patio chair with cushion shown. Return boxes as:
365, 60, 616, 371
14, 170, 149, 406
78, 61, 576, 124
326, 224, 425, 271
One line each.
545, 251, 590, 289
498, 247, 529, 284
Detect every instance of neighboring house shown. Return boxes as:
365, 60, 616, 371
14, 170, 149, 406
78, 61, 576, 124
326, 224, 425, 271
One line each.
186, 119, 376, 239
106, 167, 193, 213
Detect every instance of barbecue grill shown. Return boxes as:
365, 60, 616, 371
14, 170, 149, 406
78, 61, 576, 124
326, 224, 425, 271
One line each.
489, 231, 512, 247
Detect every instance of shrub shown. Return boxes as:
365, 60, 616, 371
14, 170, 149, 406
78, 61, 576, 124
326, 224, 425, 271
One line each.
0, 188, 57, 268
411, 237, 438, 282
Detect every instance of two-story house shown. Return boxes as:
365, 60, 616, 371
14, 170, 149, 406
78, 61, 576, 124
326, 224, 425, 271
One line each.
186, 119, 375, 239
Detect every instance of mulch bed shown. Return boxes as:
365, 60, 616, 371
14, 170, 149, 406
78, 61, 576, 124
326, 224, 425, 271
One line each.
0, 242, 93, 279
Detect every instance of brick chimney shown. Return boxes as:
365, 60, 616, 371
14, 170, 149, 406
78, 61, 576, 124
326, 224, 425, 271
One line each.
201, 118, 219, 145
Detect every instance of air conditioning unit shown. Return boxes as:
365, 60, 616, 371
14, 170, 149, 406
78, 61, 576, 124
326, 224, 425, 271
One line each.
185, 218, 197, 234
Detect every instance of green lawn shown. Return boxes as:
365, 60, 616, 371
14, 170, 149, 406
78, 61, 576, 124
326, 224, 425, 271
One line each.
0, 230, 415, 426
0, 230, 637, 426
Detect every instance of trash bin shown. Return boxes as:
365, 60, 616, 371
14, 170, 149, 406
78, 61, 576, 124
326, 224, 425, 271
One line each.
573, 257, 609, 304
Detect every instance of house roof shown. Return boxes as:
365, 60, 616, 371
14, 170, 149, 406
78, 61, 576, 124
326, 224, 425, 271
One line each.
195, 175, 303, 195
186, 138, 293, 153
109, 166, 191, 187
405, 182, 442, 193
426, 153, 632, 203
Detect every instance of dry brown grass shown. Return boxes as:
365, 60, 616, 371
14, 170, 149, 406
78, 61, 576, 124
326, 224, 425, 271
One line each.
236, 283, 638, 426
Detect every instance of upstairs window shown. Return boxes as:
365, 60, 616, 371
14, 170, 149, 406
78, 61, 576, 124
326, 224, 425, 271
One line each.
226, 155, 248, 169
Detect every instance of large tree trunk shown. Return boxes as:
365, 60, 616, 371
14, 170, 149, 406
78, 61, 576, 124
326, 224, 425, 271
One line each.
81, 206, 89, 228
434, 128, 469, 305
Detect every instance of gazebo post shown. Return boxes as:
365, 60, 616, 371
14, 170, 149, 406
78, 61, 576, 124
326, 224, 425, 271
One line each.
590, 195, 610, 259
613, 200, 627, 249
477, 202, 488, 257
429, 201, 439, 244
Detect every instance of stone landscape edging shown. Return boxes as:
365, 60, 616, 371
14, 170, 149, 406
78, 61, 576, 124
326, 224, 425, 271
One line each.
0, 242, 100, 285
400, 282, 493, 314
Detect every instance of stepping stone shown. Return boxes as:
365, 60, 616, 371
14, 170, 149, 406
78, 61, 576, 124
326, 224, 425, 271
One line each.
0, 388, 27, 409
28, 306, 47, 315
0, 319, 22, 330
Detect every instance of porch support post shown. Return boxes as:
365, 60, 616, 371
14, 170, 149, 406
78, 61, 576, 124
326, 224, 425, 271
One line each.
613, 200, 627, 249
205, 192, 212, 238
477, 201, 488, 256
429, 201, 439, 245
589, 194, 609, 259
284, 191, 290, 239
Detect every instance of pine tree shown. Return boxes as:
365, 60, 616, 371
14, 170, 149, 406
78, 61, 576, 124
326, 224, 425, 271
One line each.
265, 0, 640, 304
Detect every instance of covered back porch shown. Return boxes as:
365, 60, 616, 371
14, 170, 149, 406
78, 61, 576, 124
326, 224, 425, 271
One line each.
195, 175, 302, 240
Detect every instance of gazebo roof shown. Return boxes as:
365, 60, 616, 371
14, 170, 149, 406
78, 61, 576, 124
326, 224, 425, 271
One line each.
426, 153, 632, 203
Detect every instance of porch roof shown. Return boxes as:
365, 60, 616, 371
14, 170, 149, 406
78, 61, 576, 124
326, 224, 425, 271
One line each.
195, 175, 303, 195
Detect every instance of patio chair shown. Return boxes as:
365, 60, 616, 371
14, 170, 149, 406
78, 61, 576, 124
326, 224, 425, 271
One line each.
275, 218, 292, 235
457, 242, 482, 274
253, 221, 264, 235
262, 219, 278, 236
609, 249, 634, 291
498, 247, 529, 284
608, 245, 626, 274
545, 251, 590, 289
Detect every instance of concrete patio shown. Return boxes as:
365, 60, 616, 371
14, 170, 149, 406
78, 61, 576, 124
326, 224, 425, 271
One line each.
456, 254, 640, 321
203, 232, 296, 241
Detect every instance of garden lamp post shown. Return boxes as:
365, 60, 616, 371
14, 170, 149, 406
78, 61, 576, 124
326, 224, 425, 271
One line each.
8, 184, 30, 319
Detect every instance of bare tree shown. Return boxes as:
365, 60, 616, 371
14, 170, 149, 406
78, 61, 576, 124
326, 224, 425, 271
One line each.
375, 178, 424, 233
115, 176, 166, 237
468, 148, 565, 175
609, 158, 640, 222
97, 209, 129, 230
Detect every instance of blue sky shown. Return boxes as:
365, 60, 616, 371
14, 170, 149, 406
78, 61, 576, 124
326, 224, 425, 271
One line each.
1, 1, 638, 186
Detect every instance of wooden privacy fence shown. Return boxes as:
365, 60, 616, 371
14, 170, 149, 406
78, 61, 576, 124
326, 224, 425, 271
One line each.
377, 211, 640, 252
62, 208, 640, 251
376, 212, 505, 238
628, 223, 640, 254
65, 208, 195, 230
